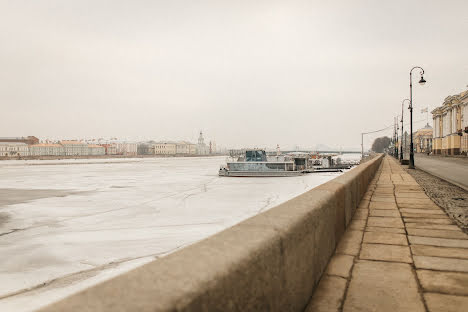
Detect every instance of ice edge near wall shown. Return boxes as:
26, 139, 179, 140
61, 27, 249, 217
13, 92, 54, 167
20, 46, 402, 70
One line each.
40, 154, 384, 312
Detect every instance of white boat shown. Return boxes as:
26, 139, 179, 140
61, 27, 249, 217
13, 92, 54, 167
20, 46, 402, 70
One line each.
219, 149, 310, 177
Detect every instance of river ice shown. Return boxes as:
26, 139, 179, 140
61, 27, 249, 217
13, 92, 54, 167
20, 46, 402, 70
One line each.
0, 155, 358, 311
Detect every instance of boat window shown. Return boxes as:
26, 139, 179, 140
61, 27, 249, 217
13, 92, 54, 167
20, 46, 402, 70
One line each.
246, 150, 266, 161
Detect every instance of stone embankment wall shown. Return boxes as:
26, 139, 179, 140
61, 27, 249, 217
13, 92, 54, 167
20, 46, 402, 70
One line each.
41, 155, 384, 312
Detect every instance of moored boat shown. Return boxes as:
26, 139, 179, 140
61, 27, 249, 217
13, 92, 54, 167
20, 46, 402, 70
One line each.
219, 149, 311, 177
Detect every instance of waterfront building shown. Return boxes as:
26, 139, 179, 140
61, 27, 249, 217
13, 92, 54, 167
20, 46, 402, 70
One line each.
176, 141, 197, 155
137, 143, 155, 155
432, 88, 468, 155
0, 142, 30, 157
114, 142, 138, 156
100, 144, 118, 155
60, 141, 89, 156
414, 124, 433, 153
29, 143, 64, 156
88, 144, 106, 156
154, 141, 177, 155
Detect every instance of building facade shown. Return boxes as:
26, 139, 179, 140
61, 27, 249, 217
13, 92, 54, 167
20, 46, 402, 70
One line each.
100, 144, 118, 155
60, 141, 90, 156
176, 141, 197, 155
88, 144, 106, 155
414, 124, 433, 153
115, 142, 138, 156
0, 142, 30, 156
432, 88, 468, 155
29, 144, 64, 156
154, 142, 177, 155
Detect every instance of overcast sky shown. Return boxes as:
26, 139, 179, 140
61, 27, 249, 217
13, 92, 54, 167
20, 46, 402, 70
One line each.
1, 0, 467, 149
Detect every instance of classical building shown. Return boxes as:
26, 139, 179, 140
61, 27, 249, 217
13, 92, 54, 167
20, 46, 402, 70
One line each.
154, 141, 177, 155
414, 124, 433, 153
432, 88, 468, 155
100, 144, 118, 155
60, 141, 89, 156
88, 144, 106, 155
114, 142, 138, 156
29, 143, 64, 156
0, 142, 30, 157
176, 141, 197, 155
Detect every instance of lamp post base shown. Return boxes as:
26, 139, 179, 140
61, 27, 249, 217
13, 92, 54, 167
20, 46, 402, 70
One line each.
408, 154, 415, 169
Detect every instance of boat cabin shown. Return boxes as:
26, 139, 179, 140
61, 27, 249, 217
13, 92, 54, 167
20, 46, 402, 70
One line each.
245, 150, 267, 162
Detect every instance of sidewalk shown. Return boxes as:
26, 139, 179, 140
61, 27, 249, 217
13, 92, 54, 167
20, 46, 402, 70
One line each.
306, 155, 468, 312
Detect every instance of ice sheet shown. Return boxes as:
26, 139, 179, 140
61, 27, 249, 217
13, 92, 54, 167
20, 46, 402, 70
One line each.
0, 155, 359, 311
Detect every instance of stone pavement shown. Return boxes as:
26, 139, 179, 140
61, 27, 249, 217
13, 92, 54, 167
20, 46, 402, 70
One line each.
306, 155, 468, 312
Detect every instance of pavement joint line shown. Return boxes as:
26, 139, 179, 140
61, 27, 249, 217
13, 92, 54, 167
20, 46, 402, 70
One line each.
393, 157, 430, 312
360, 241, 408, 247
338, 165, 383, 312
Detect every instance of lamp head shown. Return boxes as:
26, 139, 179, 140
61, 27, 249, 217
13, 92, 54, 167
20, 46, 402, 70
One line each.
419, 76, 426, 85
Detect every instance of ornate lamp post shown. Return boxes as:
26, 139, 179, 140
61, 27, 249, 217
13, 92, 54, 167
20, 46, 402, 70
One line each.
408, 66, 426, 169
400, 99, 410, 161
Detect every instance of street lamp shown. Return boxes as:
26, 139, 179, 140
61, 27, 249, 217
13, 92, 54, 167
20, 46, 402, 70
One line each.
394, 116, 399, 158
400, 99, 410, 161
408, 66, 426, 169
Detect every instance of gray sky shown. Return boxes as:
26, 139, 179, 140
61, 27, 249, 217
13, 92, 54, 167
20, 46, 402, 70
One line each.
1, 0, 467, 149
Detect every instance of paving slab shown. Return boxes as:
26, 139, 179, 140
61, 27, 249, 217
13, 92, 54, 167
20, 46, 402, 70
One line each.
363, 231, 407, 245
407, 228, 468, 240
413, 255, 468, 272
369, 209, 401, 217
365, 226, 406, 234
424, 293, 468, 312
396, 198, 434, 205
408, 236, 468, 248
417, 270, 468, 296
411, 245, 468, 260
401, 212, 451, 219
400, 208, 445, 214
367, 217, 404, 228
336, 230, 364, 256
404, 218, 455, 225
405, 223, 461, 231
398, 203, 441, 209
360, 243, 412, 263
326, 254, 355, 278
395, 193, 429, 199
343, 260, 424, 312
371, 197, 396, 203
305, 276, 347, 312
394, 185, 423, 191
369, 202, 398, 210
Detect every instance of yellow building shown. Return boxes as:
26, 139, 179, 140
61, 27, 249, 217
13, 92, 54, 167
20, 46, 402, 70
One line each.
414, 124, 433, 153
154, 141, 177, 155
432, 88, 468, 155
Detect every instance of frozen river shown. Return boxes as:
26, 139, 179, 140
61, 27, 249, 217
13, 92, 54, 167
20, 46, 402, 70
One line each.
0, 155, 358, 311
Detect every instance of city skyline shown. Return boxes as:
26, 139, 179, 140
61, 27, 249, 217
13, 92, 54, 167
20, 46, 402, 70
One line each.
1, 1, 467, 149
